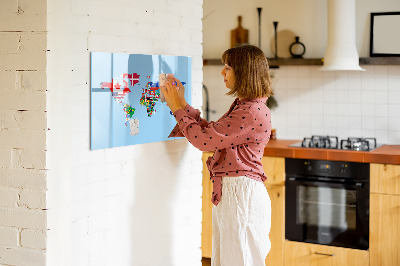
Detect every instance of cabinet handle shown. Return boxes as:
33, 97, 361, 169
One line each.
314, 252, 335, 257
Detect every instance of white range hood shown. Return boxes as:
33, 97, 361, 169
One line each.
320, 0, 365, 71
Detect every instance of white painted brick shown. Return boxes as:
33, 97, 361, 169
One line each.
0, 208, 46, 230
0, 187, 19, 208
0, 13, 46, 32
0, 90, 46, 111
71, 166, 88, 186
20, 229, 46, 249
0, 150, 11, 169
0, 227, 19, 247
0, 110, 47, 130
10, 148, 21, 169
0, 71, 16, 90
87, 211, 109, 233
190, 159, 203, 174
19, 189, 46, 209
104, 178, 123, 196
65, 55, 89, 73
189, 3, 203, 19
0, 247, 45, 266
166, 0, 191, 15
0, 169, 47, 189
0, 33, 20, 54
121, 161, 134, 176
20, 32, 46, 56
45, 0, 203, 265
0, 0, 17, 14
191, 55, 203, 69
16, 70, 47, 91
87, 164, 108, 183
0, 52, 46, 71
181, 15, 202, 30
70, 149, 90, 167
182, 42, 203, 56
0, 129, 46, 150
120, 37, 153, 55
87, 33, 125, 53
19, 0, 47, 15
191, 91, 204, 107
70, 70, 89, 87
71, 218, 88, 239
192, 69, 203, 83
20, 149, 46, 170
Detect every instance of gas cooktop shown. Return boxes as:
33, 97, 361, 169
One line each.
289, 135, 382, 151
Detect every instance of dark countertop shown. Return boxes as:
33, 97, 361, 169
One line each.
263, 139, 400, 165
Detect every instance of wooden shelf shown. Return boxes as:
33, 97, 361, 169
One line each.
268, 58, 322, 67
203, 58, 323, 67
359, 57, 400, 65
203, 57, 400, 67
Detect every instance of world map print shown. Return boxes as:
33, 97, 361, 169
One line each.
91, 52, 191, 150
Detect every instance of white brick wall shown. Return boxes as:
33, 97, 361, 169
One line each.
0, 0, 48, 265
47, 1, 203, 266
2, 0, 203, 264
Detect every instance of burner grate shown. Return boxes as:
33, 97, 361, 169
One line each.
296, 136, 378, 151
340, 137, 377, 151
301, 135, 339, 149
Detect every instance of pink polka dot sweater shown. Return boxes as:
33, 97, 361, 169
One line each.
169, 97, 271, 206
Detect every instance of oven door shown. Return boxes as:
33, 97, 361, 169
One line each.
285, 177, 369, 250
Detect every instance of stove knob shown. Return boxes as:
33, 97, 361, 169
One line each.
305, 162, 312, 171
340, 164, 347, 174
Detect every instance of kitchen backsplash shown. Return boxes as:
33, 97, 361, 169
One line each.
203, 65, 400, 144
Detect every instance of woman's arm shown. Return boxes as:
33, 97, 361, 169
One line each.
172, 106, 257, 152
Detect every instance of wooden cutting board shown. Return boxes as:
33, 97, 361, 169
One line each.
231, 16, 249, 48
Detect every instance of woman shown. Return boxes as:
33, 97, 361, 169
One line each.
161, 44, 273, 266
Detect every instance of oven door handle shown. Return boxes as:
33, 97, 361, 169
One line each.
287, 177, 364, 189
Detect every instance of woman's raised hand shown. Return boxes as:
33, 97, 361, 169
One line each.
169, 75, 187, 108
160, 75, 187, 113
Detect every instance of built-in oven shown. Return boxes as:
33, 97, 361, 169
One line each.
285, 158, 369, 250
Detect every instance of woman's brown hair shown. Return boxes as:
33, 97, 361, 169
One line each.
221, 44, 273, 99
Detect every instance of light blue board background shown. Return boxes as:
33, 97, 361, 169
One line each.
90, 52, 192, 150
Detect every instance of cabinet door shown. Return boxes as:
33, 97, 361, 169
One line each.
264, 185, 284, 266
370, 193, 400, 266
370, 163, 400, 195
202, 152, 213, 258
262, 156, 285, 185
284, 241, 369, 266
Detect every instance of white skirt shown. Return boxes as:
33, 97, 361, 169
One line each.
212, 176, 271, 266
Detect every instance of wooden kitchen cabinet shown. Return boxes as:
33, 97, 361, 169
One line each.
262, 156, 285, 266
202, 152, 213, 258
261, 156, 285, 186
370, 193, 400, 266
370, 163, 400, 195
370, 163, 400, 266
284, 241, 369, 266
264, 184, 285, 266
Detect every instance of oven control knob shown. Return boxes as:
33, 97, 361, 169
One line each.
340, 164, 347, 174
304, 161, 312, 171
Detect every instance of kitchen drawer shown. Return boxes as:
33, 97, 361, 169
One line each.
284, 241, 369, 266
